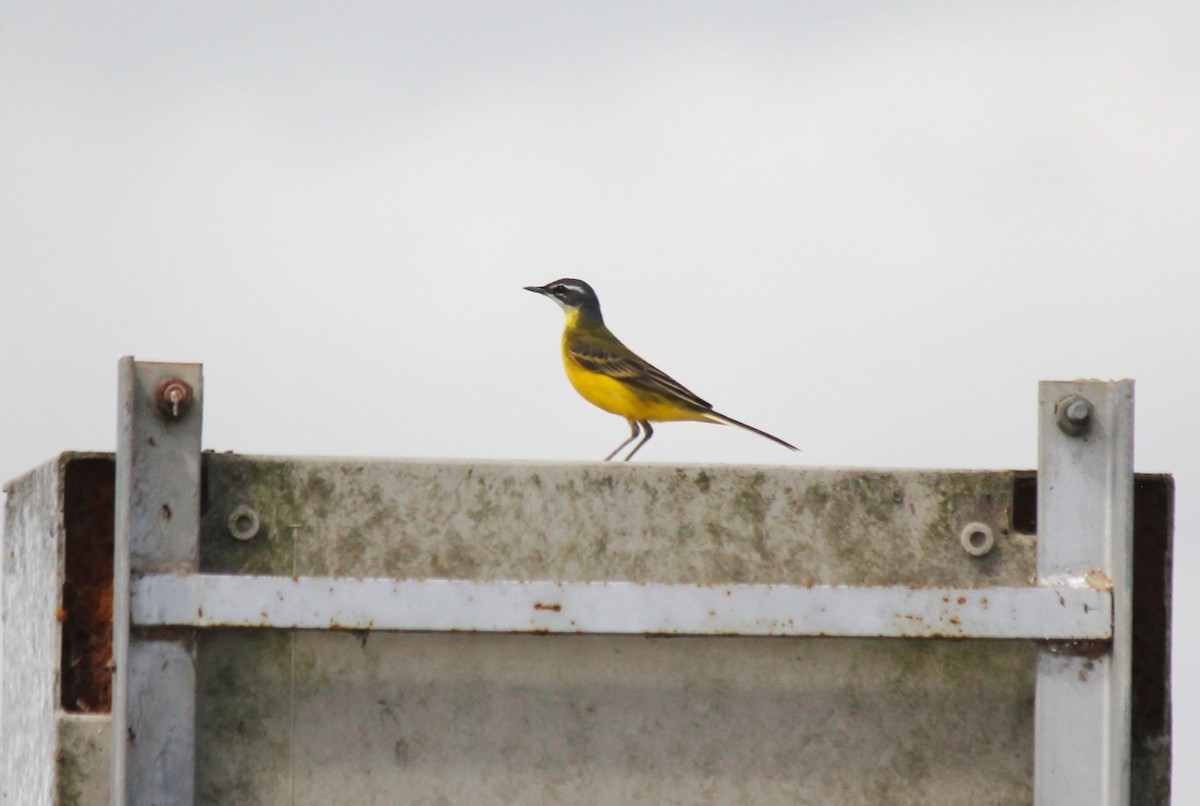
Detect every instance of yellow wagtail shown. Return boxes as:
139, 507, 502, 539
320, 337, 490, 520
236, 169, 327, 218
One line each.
525, 278, 799, 461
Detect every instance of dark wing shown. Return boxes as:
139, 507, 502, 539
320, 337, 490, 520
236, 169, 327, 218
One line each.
568, 337, 713, 412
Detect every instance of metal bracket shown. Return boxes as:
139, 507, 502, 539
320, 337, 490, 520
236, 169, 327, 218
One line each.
1034, 380, 1134, 805
112, 358, 203, 806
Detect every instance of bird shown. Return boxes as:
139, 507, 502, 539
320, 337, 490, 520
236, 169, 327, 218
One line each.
525, 278, 799, 461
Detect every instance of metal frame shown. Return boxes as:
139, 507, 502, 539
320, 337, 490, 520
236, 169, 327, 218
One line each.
112, 358, 202, 806
109, 360, 1137, 805
1034, 380, 1134, 804
130, 574, 1110, 639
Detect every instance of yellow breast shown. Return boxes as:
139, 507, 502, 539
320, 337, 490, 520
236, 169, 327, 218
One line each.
560, 335, 711, 424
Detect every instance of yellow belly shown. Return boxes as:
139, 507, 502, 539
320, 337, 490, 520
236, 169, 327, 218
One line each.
562, 346, 712, 423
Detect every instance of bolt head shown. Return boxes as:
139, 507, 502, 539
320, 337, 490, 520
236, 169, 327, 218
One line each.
959, 522, 995, 557
1055, 394, 1093, 436
155, 378, 194, 420
1065, 400, 1090, 423
227, 505, 260, 541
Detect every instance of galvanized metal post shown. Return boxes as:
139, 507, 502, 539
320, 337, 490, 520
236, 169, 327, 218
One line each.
1034, 380, 1134, 805
112, 358, 203, 805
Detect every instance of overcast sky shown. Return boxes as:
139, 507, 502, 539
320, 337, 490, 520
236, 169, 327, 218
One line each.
3, 1, 1197, 797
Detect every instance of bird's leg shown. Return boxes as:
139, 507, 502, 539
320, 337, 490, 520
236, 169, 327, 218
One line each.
604, 419, 641, 461
623, 421, 654, 461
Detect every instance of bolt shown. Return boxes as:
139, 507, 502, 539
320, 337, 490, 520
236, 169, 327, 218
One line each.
1055, 394, 1093, 437
156, 378, 194, 420
960, 522, 995, 557
227, 505, 261, 541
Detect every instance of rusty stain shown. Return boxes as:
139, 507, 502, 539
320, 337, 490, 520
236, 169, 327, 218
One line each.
1045, 639, 1109, 659
154, 377, 194, 419
948, 617, 961, 626
62, 456, 115, 714
956, 596, 966, 605
1085, 569, 1113, 592
533, 602, 563, 612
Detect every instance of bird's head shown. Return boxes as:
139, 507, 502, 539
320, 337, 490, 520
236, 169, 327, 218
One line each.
524, 278, 603, 322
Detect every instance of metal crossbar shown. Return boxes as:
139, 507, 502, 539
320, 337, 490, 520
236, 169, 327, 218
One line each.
131, 574, 1111, 639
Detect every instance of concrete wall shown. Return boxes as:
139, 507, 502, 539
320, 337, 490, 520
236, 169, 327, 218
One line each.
2, 453, 1082, 803
191, 455, 1034, 803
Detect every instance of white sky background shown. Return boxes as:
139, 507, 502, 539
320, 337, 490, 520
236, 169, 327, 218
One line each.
2, 1, 1197, 796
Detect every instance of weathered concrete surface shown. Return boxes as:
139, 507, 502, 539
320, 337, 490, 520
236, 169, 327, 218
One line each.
1, 458, 64, 805
200, 456, 1032, 586
57, 715, 111, 806
197, 632, 1035, 805
193, 456, 1037, 804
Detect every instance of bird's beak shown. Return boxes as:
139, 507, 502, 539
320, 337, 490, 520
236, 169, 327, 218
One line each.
524, 285, 550, 296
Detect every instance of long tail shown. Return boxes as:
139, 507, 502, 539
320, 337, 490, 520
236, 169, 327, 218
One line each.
707, 411, 799, 452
